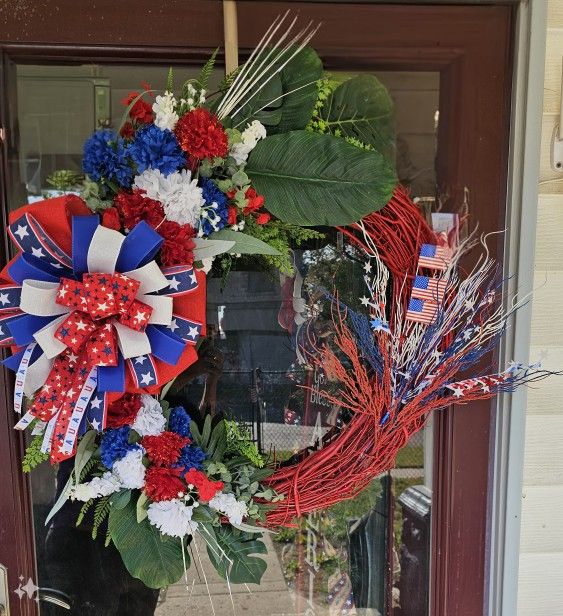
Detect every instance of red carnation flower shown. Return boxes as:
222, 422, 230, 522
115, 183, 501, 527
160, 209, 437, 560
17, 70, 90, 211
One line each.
159, 221, 196, 266
106, 393, 142, 429
120, 121, 135, 139
256, 212, 271, 226
242, 187, 265, 215
101, 207, 121, 232
185, 468, 224, 502
174, 108, 228, 160
227, 206, 238, 226
114, 190, 164, 230
121, 91, 154, 124
142, 431, 191, 466
144, 467, 185, 502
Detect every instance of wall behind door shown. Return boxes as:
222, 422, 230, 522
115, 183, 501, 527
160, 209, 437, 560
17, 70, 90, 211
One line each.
518, 0, 563, 614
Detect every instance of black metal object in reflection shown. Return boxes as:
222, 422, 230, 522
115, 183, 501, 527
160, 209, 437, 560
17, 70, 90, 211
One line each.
347, 475, 390, 615
396, 485, 431, 616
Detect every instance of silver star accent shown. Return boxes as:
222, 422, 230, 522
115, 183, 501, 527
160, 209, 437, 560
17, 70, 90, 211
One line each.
140, 371, 154, 385
14, 224, 29, 240
0, 292, 9, 305
135, 355, 147, 365
90, 397, 102, 410
168, 319, 179, 332
31, 246, 45, 258
168, 277, 181, 291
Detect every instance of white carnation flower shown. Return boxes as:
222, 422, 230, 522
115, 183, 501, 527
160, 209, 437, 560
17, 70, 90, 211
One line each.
230, 120, 267, 165
131, 394, 166, 437
134, 168, 204, 227
208, 492, 248, 526
112, 448, 146, 489
147, 499, 198, 538
153, 91, 179, 131
70, 472, 121, 502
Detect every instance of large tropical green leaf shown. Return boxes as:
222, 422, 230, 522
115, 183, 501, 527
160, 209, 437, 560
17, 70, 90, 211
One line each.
246, 131, 397, 226
230, 46, 322, 131
320, 75, 395, 160
109, 499, 190, 589
266, 46, 323, 134
205, 525, 268, 585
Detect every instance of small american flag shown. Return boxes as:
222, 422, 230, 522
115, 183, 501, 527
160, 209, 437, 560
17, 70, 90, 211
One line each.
411, 275, 446, 302
418, 244, 453, 271
406, 298, 438, 325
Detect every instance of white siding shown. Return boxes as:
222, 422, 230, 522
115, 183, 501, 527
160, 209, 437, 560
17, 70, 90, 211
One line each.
517, 2, 563, 613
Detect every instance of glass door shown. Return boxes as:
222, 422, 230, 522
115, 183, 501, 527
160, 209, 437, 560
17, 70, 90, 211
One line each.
0, 3, 514, 616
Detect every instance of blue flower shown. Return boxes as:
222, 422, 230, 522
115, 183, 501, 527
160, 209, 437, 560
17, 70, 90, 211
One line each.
199, 178, 229, 235
129, 124, 185, 176
176, 444, 206, 471
168, 406, 192, 438
100, 426, 139, 469
82, 129, 133, 187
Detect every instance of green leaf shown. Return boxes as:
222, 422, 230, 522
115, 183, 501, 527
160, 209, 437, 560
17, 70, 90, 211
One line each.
110, 489, 132, 510
75, 430, 97, 481
201, 415, 212, 448
192, 237, 236, 261
136, 492, 149, 523
166, 67, 174, 92
229, 71, 283, 127
206, 526, 268, 585
190, 419, 202, 445
109, 499, 190, 589
198, 47, 219, 90
267, 46, 323, 134
247, 131, 396, 226
320, 74, 395, 160
211, 229, 281, 256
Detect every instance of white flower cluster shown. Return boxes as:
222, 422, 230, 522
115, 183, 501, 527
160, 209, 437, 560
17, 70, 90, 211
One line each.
134, 168, 205, 227
70, 471, 122, 502
147, 499, 199, 538
131, 394, 166, 437
112, 448, 146, 489
180, 83, 206, 112
70, 447, 147, 501
208, 492, 248, 526
229, 120, 267, 165
152, 91, 179, 131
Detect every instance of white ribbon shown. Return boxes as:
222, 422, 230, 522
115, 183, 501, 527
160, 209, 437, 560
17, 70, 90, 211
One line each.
24, 354, 55, 397
41, 414, 58, 454
61, 367, 97, 455
33, 315, 69, 359
140, 294, 173, 325
20, 280, 71, 317
14, 343, 36, 414
124, 261, 169, 294
87, 226, 125, 273
114, 321, 151, 359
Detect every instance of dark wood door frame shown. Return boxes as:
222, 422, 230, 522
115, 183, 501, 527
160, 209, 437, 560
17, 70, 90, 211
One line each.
0, 3, 514, 616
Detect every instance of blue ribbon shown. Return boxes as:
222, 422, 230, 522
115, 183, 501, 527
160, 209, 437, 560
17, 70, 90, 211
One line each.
9, 253, 69, 284
146, 325, 186, 365
97, 355, 125, 392
7, 314, 59, 346
72, 215, 99, 275
3, 344, 43, 371
115, 221, 163, 272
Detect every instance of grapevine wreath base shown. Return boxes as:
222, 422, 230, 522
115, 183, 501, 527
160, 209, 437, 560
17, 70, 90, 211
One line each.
1, 12, 556, 593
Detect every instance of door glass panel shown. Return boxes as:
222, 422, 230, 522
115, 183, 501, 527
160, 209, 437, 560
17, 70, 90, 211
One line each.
8, 63, 438, 615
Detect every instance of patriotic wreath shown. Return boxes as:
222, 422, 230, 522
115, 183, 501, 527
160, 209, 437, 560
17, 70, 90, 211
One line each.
1, 15, 554, 591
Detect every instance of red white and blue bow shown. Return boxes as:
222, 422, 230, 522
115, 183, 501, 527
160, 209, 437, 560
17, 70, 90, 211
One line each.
1, 212, 203, 461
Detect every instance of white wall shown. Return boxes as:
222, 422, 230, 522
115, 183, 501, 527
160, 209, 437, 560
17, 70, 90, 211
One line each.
517, 1, 563, 613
